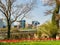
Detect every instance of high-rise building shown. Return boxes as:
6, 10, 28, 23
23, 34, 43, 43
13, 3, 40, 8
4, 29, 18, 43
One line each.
32, 21, 40, 28
20, 20, 26, 28
32, 21, 40, 26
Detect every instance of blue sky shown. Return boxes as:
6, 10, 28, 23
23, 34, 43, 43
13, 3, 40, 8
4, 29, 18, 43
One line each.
0, 0, 53, 25
20, 0, 52, 24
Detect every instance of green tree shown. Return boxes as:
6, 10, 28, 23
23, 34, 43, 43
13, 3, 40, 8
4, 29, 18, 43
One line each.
38, 21, 58, 38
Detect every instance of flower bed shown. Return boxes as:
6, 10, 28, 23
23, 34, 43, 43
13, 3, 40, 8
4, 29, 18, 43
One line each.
0, 38, 60, 43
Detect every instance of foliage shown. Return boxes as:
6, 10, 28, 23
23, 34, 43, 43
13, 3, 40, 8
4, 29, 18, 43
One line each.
42, 0, 60, 38
43, 0, 60, 28
38, 21, 58, 38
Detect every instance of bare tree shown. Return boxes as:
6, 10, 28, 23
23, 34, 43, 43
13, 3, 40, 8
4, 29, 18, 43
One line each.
0, 0, 36, 39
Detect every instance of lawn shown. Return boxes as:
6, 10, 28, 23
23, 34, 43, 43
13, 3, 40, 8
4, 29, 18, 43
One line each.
0, 40, 60, 45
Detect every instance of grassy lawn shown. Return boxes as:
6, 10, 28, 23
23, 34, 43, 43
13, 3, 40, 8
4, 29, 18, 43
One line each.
0, 40, 60, 45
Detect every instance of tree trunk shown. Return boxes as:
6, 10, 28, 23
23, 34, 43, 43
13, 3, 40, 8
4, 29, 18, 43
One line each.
52, 5, 59, 39
52, 33, 57, 39
7, 20, 11, 39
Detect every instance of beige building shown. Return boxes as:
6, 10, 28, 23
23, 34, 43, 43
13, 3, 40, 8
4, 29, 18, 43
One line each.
25, 23, 32, 29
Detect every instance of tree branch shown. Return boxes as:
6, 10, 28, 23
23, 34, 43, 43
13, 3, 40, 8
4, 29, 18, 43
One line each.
0, 0, 6, 11
0, 9, 8, 18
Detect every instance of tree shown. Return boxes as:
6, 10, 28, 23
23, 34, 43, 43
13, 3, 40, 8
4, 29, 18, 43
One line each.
38, 21, 58, 38
42, 0, 60, 29
0, 0, 36, 39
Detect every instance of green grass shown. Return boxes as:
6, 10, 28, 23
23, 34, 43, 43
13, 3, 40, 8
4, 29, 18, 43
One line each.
0, 40, 60, 45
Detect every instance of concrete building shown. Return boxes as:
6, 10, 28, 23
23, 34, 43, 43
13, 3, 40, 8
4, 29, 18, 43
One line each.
25, 24, 32, 29
32, 21, 40, 28
13, 20, 26, 28
13, 21, 20, 28
32, 21, 40, 26
0, 19, 6, 28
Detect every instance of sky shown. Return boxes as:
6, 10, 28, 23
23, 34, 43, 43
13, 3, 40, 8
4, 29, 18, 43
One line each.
21, 0, 52, 24
0, 0, 53, 25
